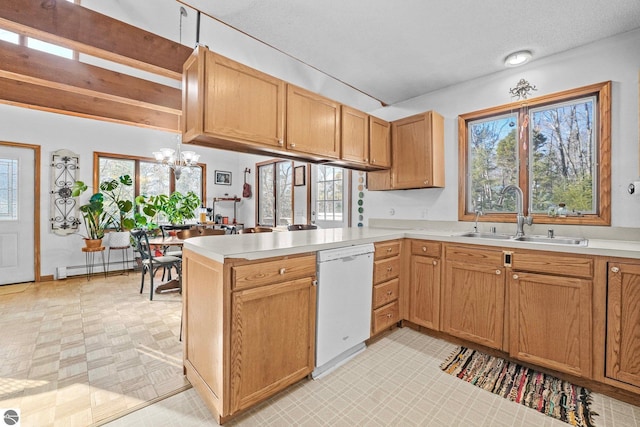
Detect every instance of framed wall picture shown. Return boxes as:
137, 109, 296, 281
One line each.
215, 170, 232, 185
294, 165, 306, 186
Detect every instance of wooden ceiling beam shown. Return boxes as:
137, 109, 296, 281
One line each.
0, 40, 182, 112
0, 0, 193, 80
0, 77, 179, 132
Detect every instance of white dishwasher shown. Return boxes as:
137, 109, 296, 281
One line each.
313, 243, 374, 378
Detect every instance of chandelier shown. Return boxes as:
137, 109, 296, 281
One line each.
152, 136, 200, 180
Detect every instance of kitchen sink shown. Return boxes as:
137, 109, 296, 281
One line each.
511, 235, 588, 246
454, 231, 588, 246
455, 231, 514, 240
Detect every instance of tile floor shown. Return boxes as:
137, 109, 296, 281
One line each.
105, 328, 640, 427
0, 272, 187, 427
2, 272, 639, 427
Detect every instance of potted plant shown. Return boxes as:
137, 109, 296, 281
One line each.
153, 191, 201, 227
98, 175, 136, 247
72, 190, 112, 247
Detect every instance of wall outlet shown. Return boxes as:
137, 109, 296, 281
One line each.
56, 267, 67, 279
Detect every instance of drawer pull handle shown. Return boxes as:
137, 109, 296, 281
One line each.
387, 267, 393, 272
611, 266, 620, 273
496, 270, 501, 275
279, 268, 286, 275
513, 274, 519, 279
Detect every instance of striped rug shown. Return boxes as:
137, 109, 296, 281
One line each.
441, 346, 596, 427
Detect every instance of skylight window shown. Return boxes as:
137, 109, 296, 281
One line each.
0, 29, 19, 45
27, 37, 73, 59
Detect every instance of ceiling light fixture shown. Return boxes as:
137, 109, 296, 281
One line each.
153, 135, 200, 180
504, 50, 532, 67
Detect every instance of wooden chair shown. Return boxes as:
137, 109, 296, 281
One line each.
131, 229, 182, 300
176, 229, 201, 240
240, 226, 273, 234
287, 224, 318, 231
198, 228, 226, 236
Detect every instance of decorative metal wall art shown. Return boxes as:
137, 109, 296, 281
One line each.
509, 78, 537, 100
50, 149, 80, 235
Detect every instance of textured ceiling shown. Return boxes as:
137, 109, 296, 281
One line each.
179, 0, 640, 106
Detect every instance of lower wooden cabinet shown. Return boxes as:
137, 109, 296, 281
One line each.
606, 261, 640, 388
408, 240, 441, 330
442, 245, 506, 350
509, 271, 592, 377
230, 276, 316, 413
182, 250, 316, 423
371, 240, 401, 336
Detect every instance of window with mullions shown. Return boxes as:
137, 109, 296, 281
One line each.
256, 160, 293, 227
96, 153, 205, 221
459, 82, 610, 225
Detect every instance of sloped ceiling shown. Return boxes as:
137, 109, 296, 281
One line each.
179, 0, 640, 106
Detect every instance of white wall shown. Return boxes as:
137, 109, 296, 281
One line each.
363, 29, 640, 228
0, 105, 251, 277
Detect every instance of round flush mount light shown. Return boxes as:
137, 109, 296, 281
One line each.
504, 50, 532, 67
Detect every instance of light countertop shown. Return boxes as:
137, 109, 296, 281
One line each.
183, 225, 640, 263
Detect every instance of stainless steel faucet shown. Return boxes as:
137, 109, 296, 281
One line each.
497, 184, 533, 237
473, 207, 483, 232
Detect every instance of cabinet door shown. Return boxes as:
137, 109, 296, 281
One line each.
369, 116, 391, 168
230, 277, 316, 414
204, 51, 285, 148
510, 271, 592, 377
286, 85, 340, 159
392, 111, 444, 189
607, 262, 640, 387
341, 106, 369, 165
409, 255, 441, 330
442, 260, 505, 349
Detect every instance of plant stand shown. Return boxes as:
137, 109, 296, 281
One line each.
82, 246, 107, 281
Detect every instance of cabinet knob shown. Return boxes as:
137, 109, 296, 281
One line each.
387, 313, 392, 318
424, 180, 429, 185
290, 143, 296, 148
433, 260, 437, 266
278, 140, 284, 146
387, 248, 393, 252
279, 268, 286, 275
386, 290, 393, 296
422, 246, 427, 252
387, 266, 393, 272
372, 158, 376, 163
513, 274, 519, 279
364, 158, 369, 162
496, 270, 501, 275
611, 266, 620, 273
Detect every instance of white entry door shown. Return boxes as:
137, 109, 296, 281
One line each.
310, 164, 350, 229
0, 145, 35, 285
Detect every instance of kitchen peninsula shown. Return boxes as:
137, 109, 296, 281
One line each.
181, 225, 640, 423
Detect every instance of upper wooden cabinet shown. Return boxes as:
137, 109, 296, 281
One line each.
341, 106, 369, 166
368, 110, 444, 190
183, 46, 285, 150
286, 84, 341, 160
369, 116, 391, 168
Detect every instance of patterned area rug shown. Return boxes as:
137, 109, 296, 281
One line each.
441, 346, 597, 427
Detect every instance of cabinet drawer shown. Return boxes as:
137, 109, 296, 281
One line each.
411, 240, 441, 258
372, 301, 399, 334
232, 255, 316, 290
373, 278, 399, 309
445, 244, 504, 265
374, 256, 400, 284
374, 240, 401, 260
512, 251, 593, 279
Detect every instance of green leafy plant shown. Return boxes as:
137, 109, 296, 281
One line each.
98, 175, 135, 231
152, 191, 200, 225
70, 185, 112, 240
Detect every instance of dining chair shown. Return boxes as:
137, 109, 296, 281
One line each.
131, 229, 182, 300
287, 224, 318, 231
240, 226, 273, 234
176, 228, 200, 240
198, 228, 226, 236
